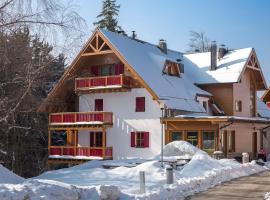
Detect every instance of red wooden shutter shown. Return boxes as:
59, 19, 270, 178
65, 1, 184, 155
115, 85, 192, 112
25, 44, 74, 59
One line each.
136, 97, 145, 112
95, 99, 103, 111
143, 132, 149, 148
131, 132, 136, 147
91, 66, 99, 76
115, 64, 124, 75
119, 64, 124, 74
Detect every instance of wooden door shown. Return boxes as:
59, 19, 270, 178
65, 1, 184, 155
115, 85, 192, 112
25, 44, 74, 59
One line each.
186, 131, 198, 147
223, 131, 228, 156
252, 132, 257, 157
95, 99, 103, 111
90, 132, 103, 147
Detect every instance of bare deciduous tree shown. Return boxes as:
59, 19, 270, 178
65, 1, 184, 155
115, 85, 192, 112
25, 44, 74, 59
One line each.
187, 30, 211, 53
0, 0, 87, 177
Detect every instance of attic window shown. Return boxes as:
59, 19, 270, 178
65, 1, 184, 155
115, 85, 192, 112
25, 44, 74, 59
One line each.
163, 60, 184, 77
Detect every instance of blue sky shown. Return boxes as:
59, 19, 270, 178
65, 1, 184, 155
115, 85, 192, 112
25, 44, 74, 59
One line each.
76, 0, 270, 85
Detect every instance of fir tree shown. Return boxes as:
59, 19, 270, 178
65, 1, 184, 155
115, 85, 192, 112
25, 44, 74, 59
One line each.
94, 0, 123, 32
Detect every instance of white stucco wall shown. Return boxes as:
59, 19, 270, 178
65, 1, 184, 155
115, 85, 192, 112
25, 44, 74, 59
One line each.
77, 130, 90, 147
196, 96, 212, 115
78, 88, 162, 159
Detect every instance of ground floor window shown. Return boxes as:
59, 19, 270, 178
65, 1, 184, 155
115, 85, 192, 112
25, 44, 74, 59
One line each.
202, 131, 215, 153
171, 131, 183, 141
186, 131, 198, 147
131, 132, 149, 148
50, 130, 67, 146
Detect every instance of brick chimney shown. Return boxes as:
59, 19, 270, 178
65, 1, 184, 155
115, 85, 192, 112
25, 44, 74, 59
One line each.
210, 41, 217, 70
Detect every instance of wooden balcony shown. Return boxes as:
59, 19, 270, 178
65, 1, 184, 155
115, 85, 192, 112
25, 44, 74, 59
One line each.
49, 146, 113, 159
75, 74, 131, 93
49, 112, 113, 126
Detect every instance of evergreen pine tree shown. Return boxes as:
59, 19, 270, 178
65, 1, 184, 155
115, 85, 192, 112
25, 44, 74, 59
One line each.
94, 0, 123, 32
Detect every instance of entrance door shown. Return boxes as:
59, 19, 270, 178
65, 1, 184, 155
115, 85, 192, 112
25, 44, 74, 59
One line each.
90, 132, 103, 147
252, 132, 257, 157
95, 99, 103, 111
186, 131, 198, 147
171, 132, 183, 141
222, 131, 228, 156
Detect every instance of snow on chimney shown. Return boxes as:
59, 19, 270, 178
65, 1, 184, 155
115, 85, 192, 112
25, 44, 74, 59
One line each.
158, 39, 167, 54
218, 44, 227, 60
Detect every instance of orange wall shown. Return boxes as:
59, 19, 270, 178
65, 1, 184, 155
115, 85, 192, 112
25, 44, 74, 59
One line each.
200, 84, 234, 115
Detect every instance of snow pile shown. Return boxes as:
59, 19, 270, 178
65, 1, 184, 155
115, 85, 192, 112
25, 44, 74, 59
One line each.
163, 141, 205, 159
0, 179, 100, 200
265, 192, 270, 200
0, 164, 24, 184
0, 141, 268, 199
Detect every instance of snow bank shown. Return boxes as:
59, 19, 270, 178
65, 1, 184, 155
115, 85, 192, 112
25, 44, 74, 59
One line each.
0, 164, 24, 184
265, 192, 270, 200
163, 141, 205, 159
0, 179, 100, 200
0, 141, 268, 200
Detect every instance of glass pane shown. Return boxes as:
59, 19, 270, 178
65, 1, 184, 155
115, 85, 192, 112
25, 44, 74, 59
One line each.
187, 132, 198, 147
203, 131, 215, 150
51, 130, 67, 146
171, 132, 182, 141
101, 65, 111, 76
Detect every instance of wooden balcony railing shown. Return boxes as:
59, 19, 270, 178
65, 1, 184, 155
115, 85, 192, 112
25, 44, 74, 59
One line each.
50, 112, 113, 125
75, 74, 131, 91
49, 146, 113, 158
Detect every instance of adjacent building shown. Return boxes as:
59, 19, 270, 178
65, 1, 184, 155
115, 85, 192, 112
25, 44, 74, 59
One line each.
38, 28, 270, 166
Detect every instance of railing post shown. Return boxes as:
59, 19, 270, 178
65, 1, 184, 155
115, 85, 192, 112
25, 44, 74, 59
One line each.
120, 74, 123, 86
102, 127, 106, 158
166, 166, 174, 184
61, 113, 64, 123
61, 146, 63, 156
139, 171, 146, 194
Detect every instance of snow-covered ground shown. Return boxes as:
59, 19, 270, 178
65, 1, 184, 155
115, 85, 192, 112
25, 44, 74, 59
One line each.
0, 164, 24, 184
0, 141, 269, 200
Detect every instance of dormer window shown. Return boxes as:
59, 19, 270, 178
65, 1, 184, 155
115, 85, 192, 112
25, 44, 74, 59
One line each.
163, 60, 184, 77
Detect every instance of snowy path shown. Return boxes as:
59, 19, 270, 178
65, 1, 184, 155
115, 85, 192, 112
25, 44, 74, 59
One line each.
188, 170, 270, 200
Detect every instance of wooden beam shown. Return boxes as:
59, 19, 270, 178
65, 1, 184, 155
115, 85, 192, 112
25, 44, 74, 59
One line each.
98, 42, 106, 52
81, 50, 114, 57
89, 43, 97, 52
247, 65, 261, 71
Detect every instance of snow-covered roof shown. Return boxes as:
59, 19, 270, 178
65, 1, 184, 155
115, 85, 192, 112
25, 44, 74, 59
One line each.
100, 29, 210, 113
257, 97, 270, 119
182, 48, 253, 84
173, 114, 270, 123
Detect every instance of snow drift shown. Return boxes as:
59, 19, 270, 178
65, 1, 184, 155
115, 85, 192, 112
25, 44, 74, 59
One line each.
0, 141, 268, 200
0, 164, 24, 184
163, 141, 205, 158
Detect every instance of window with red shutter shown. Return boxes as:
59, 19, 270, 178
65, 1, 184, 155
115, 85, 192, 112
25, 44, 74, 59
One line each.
95, 99, 103, 111
91, 66, 99, 76
131, 131, 150, 148
131, 132, 136, 147
143, 132, 149, 148
135, 97, 145, 112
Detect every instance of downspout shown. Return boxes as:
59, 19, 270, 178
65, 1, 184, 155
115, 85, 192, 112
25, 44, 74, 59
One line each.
261, 123, 270, 150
